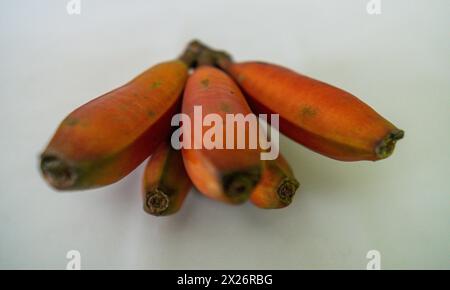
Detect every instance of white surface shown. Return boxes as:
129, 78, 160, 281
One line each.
0, 0, 449, 269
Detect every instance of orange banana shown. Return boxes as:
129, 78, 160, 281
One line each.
217, 58, 404, 161
181, 65, 261, 204
142, 140, 191, 216
41, 58, 190, 190
250, 153, 299, 209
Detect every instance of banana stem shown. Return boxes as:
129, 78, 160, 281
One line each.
145, 189, 170, 215
277, 178, 300, 205
178, 40, 204, 67
182, 39, 233, 69
222, 168, 260, 204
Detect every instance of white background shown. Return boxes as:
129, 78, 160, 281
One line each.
0, 0, 449, 269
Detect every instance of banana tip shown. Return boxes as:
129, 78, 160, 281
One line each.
223, 171, 260, 204
40, 154, 77, 189
277, 178, 300, 205
375, 129, 405, 160
145, 189, 169, 216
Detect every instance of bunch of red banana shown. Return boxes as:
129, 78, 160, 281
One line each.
40, 40, 404, 215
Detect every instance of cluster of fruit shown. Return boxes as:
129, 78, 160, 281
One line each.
40, 40, 404, 216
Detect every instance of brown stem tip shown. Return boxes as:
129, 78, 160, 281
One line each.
145, 189, 169, 216
40, 155, 77, 189
375, 129, 405, 160
277, 178, 300, 205
179, 39, 206, 68
181, 39, 233, 69
196, 49, 217, 67
223, 170, 260, 204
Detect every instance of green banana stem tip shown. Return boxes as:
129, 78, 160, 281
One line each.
223, 170, 260, 204
375, 129, 405, 159
277, 178, 300, 205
